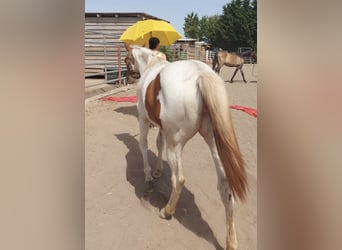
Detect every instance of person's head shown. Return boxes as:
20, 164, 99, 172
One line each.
149, 37, 160, 50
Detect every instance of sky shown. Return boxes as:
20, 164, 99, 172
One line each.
85, 0, 231, 37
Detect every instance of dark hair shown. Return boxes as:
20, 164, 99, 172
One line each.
149, 37, 160, 49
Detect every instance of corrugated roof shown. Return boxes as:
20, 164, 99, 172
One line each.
85, 12, 168, 22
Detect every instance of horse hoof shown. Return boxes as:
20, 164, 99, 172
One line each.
226, 244, 237, 250
152, 169, 162, 179
226, 241, 238, 250
159, 208, 172, 220
144, 180, 154, 193
226, 245, 237, 250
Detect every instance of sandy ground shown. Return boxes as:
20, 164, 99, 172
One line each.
85, 64, 257, 250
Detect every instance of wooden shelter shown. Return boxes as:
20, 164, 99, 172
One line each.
170, 39, 214, 62
85, 12, 165, 81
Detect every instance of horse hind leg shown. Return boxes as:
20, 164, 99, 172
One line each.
199, 116, 238, 250
152, 130, 164, 179
216, 66, 221, 74
240, 65, 247, 83
221, 181, 238, 250
138, 115, 154, 191
204, 143, 238, 250
159, 143, 186, 219
230, 67, 239, 83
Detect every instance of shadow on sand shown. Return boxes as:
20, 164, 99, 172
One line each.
115, 133, 224, 250
114, 105, 138, 118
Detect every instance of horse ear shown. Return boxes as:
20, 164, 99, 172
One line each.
124, 42, 131, 52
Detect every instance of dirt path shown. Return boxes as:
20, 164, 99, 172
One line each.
85, 65, 257, 250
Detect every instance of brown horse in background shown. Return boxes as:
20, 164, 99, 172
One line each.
212, 50, 257, 83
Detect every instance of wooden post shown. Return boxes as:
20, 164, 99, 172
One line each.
118, 45, 122, 86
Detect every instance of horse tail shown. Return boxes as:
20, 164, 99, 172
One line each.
198, 72, 248, 201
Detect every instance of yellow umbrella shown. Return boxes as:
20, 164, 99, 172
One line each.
119, 19, 182, 46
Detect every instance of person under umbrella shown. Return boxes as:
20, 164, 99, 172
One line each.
148, 37, 167, 60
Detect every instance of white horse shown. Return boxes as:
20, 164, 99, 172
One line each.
125, 45, 248, 250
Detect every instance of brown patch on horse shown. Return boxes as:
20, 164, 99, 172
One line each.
145, 73, 162, 128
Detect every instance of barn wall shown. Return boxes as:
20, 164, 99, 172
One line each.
85, 13, 163, 78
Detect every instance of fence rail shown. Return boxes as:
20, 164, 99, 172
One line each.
85, 29, 256, 92
85, 29, 127, 87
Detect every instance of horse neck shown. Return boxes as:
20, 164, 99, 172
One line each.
133, 47, 164, 74
132, 48, 148, 72
147, 56, 166, 68
241, 50, 256, 58
239, 51, 249, 57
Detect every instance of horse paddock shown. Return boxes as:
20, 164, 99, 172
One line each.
85, 65, 257, 250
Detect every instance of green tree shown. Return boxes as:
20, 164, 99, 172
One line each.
183, 0, 257, 51
250, 0, 257, 49
199, 15, 220, 43
183, 12, 200, 39
159, 46, 172, 61
217, 0, 256, 51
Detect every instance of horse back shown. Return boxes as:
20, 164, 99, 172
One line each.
221, 52, 244, 66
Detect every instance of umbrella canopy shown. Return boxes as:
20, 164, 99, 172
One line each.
119, 19, 182, 46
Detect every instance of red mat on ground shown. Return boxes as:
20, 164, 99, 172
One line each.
102, 96, 138, 103
102, 96, 257, 117
229, 105, 257, 117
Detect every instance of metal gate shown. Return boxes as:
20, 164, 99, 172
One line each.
85, 30, 128, 89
